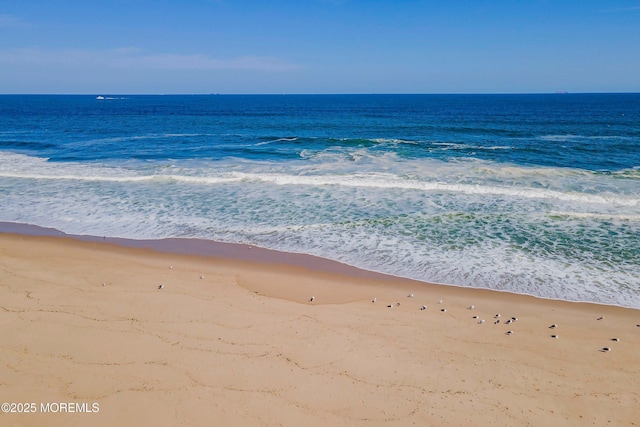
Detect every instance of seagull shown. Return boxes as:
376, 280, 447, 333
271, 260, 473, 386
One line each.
387, 305, 393, 308
549, 324, 558, 329
472, 315, 479, 319
309, 296, 315, 302
478, 319, 485, 324
511, 317, 518, 322
551, 334, 558, 339
372, 298, 377, 303
440, 308, 446, 312
597, 316, 605, 320
494, 319, 500, 324
438, 299, 443, 304
408, 293, 414, 298
102, 283, 106, 287
420, 305, 427, 311
506, 331, 513, 335
158, 284, 164, 289
468, 305, 475, 310
200, 275, 205, 280
611, 338, 620, 342
494, 314, 501, 318
169, 266, 173, 269
600, 347, 611, 352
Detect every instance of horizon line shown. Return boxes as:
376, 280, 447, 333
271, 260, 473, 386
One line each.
2, 91, 639, 96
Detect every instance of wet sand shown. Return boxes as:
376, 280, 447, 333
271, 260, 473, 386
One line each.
1, 232, 638, 426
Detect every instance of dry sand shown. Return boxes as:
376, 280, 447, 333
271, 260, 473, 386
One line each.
0, 232, 638, 426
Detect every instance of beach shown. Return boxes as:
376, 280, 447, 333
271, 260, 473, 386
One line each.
1, 232, 638, 426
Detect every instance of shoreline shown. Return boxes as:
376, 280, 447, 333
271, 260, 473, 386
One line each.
0, 221, 395, 280
1, 221, 637, 310
1, 226, 639, 426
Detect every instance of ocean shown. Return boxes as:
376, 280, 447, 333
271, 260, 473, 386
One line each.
1, 94, 639, 307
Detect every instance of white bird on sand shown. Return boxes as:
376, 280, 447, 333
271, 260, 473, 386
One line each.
169, 266, 173, 269
468, 305, 475, 310
438, 299, 443, 304
478, 319, 485, 324
408, 293, 414, 298
200, 275, 205, 279
102, 283, 106, 287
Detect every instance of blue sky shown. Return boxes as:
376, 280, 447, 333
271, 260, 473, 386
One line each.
1, 0, 639, 94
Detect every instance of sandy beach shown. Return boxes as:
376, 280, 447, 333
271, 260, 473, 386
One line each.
1, 232, 638, 426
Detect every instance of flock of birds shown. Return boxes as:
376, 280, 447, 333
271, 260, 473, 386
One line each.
304, 292, 636, 354
103, 265, 635, 356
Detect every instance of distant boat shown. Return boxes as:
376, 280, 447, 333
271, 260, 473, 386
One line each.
96, 96, 105, 100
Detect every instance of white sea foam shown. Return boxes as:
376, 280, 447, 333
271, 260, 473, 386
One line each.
430, 142, 513, 151
255, 137, 298, 146
4, 169, 636, 207
371, 138, 418, 145
539, 134, 581, 142
229, 172, 639, 207
2, 152, 639, 208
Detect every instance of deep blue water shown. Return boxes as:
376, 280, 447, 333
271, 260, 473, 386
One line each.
1, 94, 639, 306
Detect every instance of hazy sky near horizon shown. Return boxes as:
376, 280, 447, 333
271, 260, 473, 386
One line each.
1, 0, 639, 94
